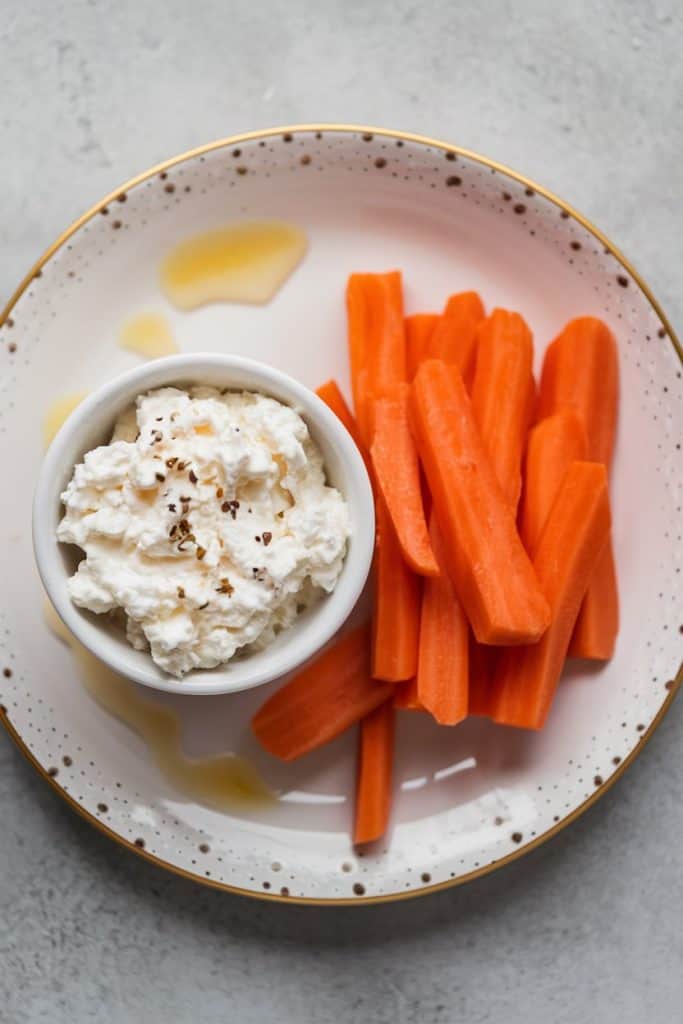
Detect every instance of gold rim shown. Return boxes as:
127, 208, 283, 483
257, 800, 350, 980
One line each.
1, 123, 681, 906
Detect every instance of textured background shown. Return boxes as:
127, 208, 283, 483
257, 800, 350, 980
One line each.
1, 1, 681, 1021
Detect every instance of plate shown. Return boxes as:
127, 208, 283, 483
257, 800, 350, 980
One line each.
1, 124, 681, 905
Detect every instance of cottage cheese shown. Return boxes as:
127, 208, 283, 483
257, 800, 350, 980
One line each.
57, 386, 350, 676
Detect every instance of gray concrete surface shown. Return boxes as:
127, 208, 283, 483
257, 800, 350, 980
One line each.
1, 1, 681, 1021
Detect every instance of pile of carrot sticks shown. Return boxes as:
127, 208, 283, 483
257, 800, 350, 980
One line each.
253, 272, 619, 844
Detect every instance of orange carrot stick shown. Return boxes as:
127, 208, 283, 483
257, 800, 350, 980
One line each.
315, 378, 372, 477
354, 700, 395, 844
568, 542, 618, 659
416, 512, 468, 724
315, 379, 365, 450
471, 309, 535, 510
372, 497, 421, 681
252, 625, 393, 760
538, 317, 619, 659
346, 275, 373, 441
490, 462, 611, 729
428, 291, 485, 388
371, 384, 438, 577
519, 411, 587, 553
393, 678, 423, 710
346, 272, 406, 444
538, 317, 618, 465
467, 633, 496, 716
410, 359, 551, 645
406, 313, 439, 379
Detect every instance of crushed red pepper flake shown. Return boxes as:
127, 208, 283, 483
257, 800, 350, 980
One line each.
177, 586, 185, 598
189, 469, 198, 484
196, 546, 207, 560
262, 531, 272, 546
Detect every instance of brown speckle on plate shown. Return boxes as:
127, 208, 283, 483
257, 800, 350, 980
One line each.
617, 274, 629, 287
62, 755, 73, 767
511, 832, 523, 844
3, 667, 12, 678
134, 837, 145, 848
353, 882, 366, 895
446, 175, 462, 187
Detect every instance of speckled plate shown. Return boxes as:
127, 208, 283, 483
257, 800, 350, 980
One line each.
1, 125, 681, 905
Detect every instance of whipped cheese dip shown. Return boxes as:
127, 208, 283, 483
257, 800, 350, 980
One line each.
57, 387, 350, 676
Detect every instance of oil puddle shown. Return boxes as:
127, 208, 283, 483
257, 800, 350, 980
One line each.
161, 220, 307, 309
44, 603, 271, 810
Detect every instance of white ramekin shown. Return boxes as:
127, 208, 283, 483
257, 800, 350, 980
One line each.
33, 353, 374, 695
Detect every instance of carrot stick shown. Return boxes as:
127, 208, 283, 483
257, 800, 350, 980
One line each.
354, 700, 395, 844
538, 317, 618, 465
406, 314, 439, 379
252, 625, 393, 760
346, 272, 406, 443
371, 384, 438, 577
471, 309, 535, 510
538, 317, 619, 659
410, 359, 551, 645
519, 411, 587, 553
569, 542, 619, 659
467, 633, 496, 716
490, 462, 611, 729
393, 678, 423, 710
416, 512, 468, 724
372, 497, 421, 681
346, 275, 373, 442
315, 379, 364, 450
315, 378, 372, 477
428, 291, 485, 388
